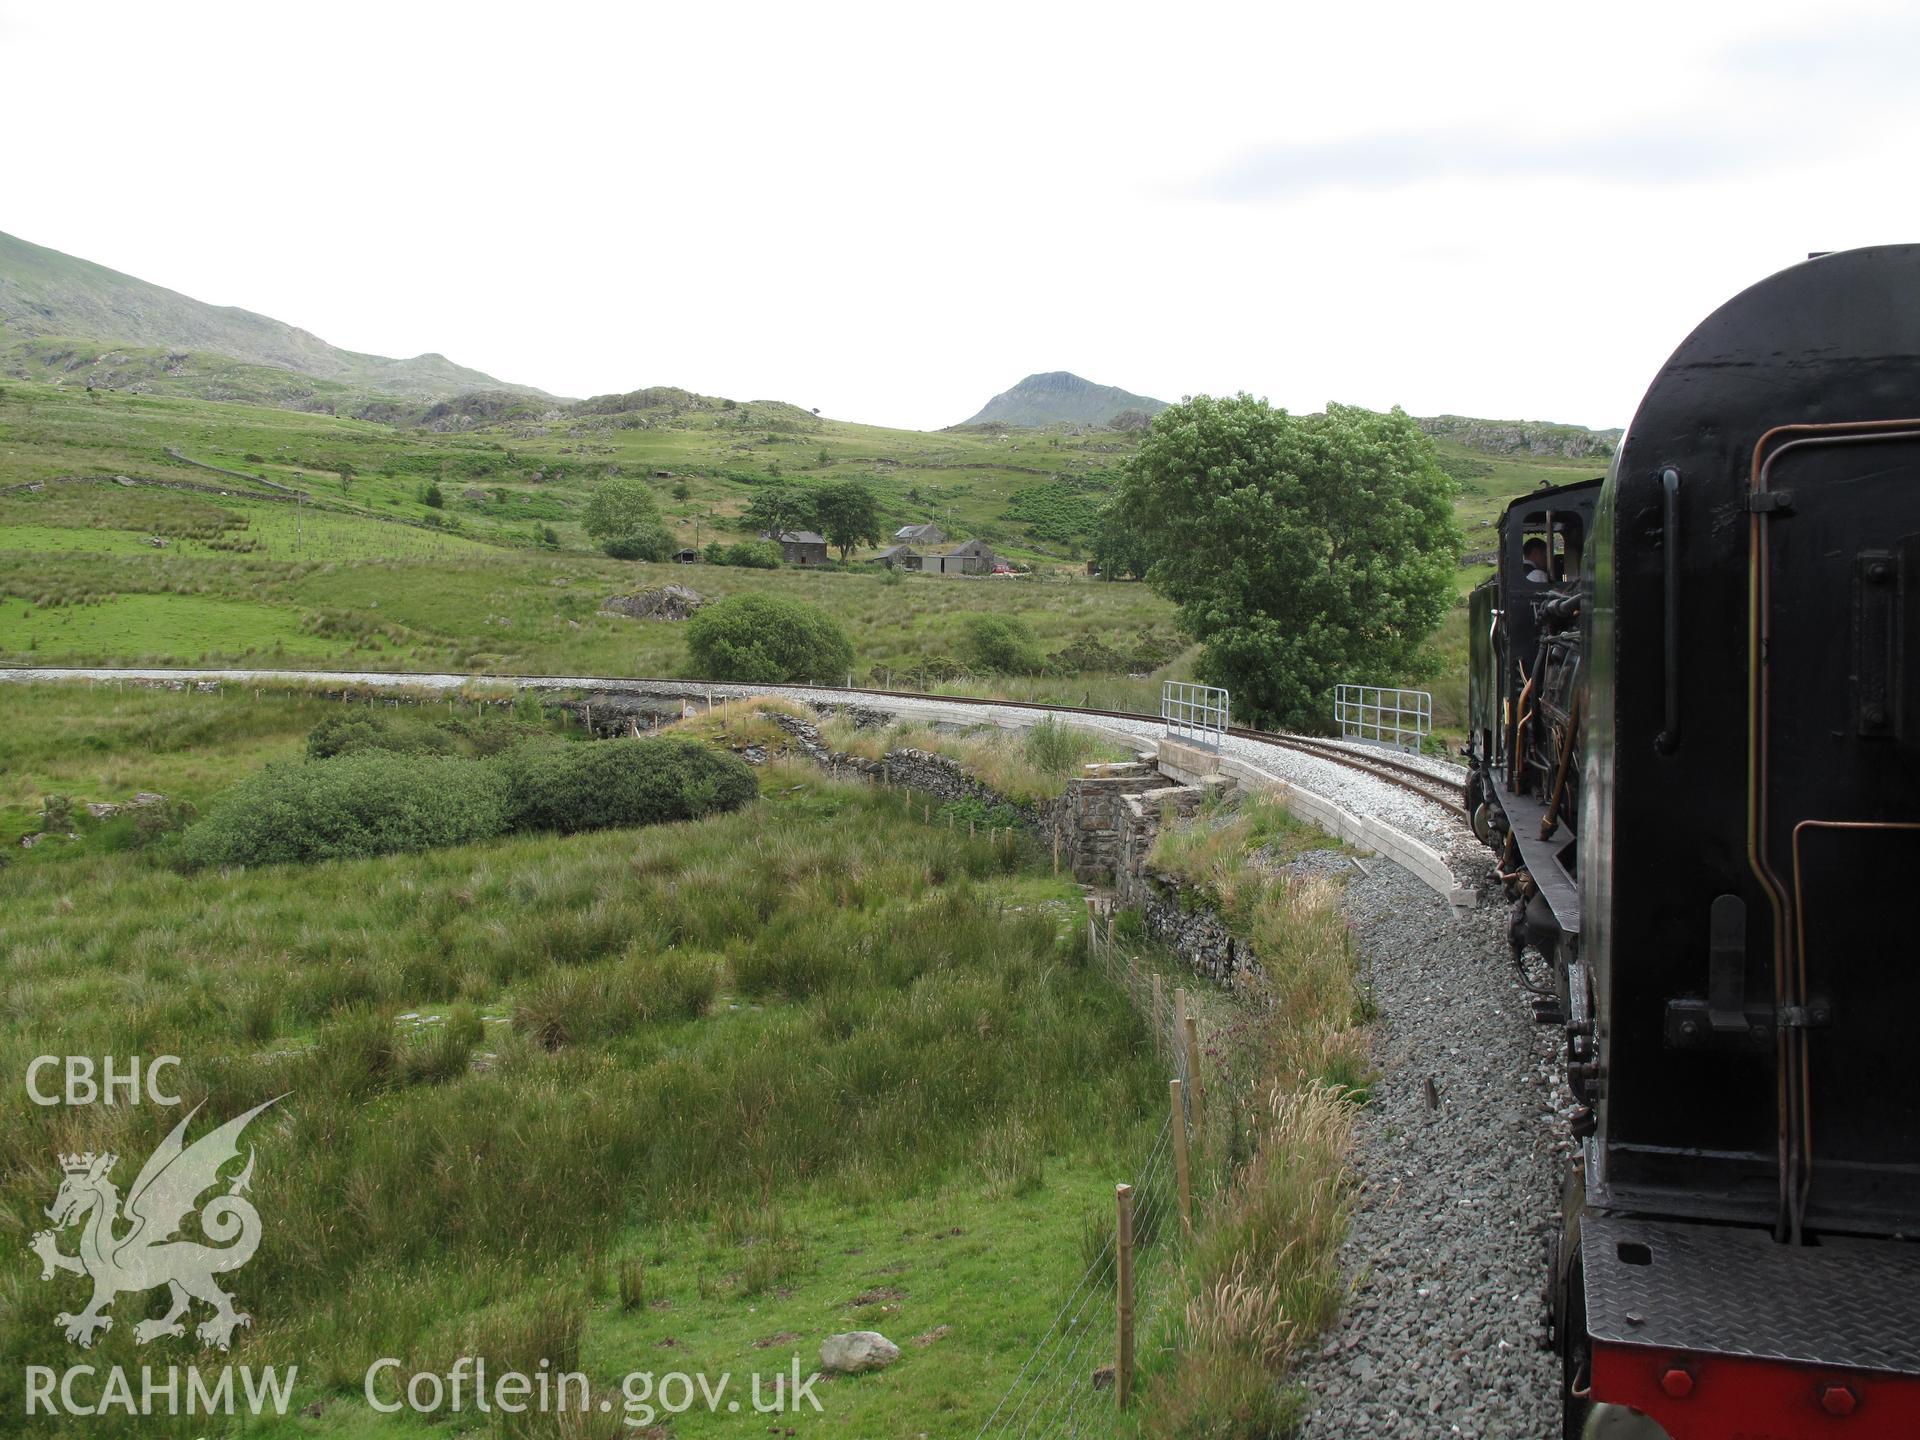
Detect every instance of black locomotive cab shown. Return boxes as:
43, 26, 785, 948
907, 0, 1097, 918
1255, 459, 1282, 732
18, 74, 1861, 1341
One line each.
1548, 246, 1920, 1440
1465, 477, 1600, 1002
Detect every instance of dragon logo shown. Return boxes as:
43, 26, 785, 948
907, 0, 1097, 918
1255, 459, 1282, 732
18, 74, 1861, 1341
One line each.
28, 1096, 283, 1350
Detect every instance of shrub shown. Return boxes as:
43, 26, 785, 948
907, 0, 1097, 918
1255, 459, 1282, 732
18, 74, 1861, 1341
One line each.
602, 523, 675, 561
175, 752, 511, 867
960, 613, 1045, 674
702, 539, 780, 569
497, 737, 758, 835
685, 593, 854, 683
306, 710, 457, 759
131, 795, 198, 850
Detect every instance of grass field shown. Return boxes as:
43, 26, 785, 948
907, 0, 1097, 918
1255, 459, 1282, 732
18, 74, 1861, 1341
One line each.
1, 373, 1602, 736
0, 683, 1176, 1438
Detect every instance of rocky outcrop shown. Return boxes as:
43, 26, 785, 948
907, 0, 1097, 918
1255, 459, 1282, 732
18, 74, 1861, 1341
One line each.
599, 584, 707, 621
1416, 415, 1619, 460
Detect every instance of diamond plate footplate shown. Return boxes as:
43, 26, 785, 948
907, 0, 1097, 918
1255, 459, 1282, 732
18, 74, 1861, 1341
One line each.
1582, 1214, 1920, 1373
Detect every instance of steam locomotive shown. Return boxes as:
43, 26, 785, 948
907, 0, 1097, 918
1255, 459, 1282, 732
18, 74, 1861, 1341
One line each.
1465, 246, 1920, 1440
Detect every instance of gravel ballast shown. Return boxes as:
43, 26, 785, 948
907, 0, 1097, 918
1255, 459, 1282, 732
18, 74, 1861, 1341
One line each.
1297, 859, 1571, 1439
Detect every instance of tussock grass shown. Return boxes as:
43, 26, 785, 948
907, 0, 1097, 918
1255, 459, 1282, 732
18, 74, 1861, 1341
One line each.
1132, 794, 1370, 1437
817, 713, 1131, 805
662, 692, 814, 754
0, 688, 1159, 1434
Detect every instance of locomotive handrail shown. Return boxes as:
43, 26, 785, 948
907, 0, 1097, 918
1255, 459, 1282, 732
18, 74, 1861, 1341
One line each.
1655, 467, 1682, 754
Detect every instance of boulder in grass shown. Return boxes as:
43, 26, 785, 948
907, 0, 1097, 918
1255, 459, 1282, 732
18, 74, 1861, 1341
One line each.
819, 1331, 900, 1374
600, 584, 708, 622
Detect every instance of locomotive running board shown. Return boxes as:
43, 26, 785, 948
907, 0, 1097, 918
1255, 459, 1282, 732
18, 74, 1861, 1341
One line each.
1493, 782, 1581, 935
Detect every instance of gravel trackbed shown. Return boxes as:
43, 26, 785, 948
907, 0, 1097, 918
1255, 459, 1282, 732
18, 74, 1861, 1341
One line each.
1298, 860, 1570, 1438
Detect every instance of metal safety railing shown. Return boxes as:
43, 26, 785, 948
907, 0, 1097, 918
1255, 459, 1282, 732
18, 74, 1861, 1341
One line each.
1333, 684, 1431, 754
1161, 680, 1229, 750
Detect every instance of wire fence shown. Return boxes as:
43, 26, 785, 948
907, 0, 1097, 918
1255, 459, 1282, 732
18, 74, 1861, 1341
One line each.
975, 901, 1222, 1438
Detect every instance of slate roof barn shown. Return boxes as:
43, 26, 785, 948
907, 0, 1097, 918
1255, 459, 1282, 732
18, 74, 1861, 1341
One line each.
764, 530, 830, 566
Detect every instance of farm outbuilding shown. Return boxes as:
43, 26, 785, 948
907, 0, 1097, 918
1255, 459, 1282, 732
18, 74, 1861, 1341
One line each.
763, 530, 830, 566
920, 538, 997, 575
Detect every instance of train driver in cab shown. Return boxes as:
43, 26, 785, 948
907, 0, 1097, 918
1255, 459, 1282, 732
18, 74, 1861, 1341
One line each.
1522, 537, 1551, 583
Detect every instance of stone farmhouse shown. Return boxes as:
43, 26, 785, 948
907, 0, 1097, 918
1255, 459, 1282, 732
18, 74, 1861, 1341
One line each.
763, 530, 830, 566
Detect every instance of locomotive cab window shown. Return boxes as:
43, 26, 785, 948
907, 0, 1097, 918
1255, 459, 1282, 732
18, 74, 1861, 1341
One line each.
1512, 510, 1585, 585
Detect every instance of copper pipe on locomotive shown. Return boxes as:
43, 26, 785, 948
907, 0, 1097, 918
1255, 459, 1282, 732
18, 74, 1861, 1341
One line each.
1749, 419, 1920, 1246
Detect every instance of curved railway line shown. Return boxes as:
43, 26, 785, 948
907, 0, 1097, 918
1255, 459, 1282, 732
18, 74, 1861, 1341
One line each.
1, 663, 1468, 822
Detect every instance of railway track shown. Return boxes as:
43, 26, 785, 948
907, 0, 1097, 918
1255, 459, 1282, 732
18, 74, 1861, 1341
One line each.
1234, 729, 1467, 818
0, 663, 1469, 823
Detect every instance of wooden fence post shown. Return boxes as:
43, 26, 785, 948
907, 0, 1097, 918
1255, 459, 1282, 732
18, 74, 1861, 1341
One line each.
1052, 825, 1060, 875
1115, 1183, 1135, 1410
1185, 1012, 1207, 1145
1171, 1079, 1193, 1237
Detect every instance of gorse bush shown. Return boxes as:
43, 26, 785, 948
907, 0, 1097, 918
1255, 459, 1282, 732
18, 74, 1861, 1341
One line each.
174, 752, 511, 867
497, 737, 757, 834
684, 592, 854, 683
175, 737, 758, 867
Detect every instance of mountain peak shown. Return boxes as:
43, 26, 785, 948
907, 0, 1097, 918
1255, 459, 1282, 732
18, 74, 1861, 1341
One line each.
956, 371, 1168, 429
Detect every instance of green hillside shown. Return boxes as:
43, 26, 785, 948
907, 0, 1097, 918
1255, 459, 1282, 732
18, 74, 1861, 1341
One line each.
0, 230, 547, 402
0, 354, 1607, 715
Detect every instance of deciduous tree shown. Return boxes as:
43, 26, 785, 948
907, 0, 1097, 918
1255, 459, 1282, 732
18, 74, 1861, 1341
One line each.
739, 486, 818, 540
1116, 396, 1460, 730
582, 476, 663, 541
812, 480, 881, 562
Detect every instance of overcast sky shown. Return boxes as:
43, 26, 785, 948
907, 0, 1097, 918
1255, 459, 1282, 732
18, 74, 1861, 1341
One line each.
4, 1, 1915, 431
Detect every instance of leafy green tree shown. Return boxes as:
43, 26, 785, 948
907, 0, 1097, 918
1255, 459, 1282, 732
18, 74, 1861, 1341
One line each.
1116, 397, 1460, 730
739, 486, 818, 539
812, 480, 881, 562
582, 476, 663, 541
1088, 496, 1153, 580
686, 594, 854, 683
602, 523, 675, 562
419, 481, 445, 509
